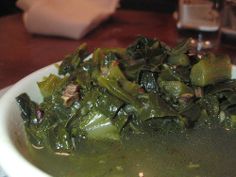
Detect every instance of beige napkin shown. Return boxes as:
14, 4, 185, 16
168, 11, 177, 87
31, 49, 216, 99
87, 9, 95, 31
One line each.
16, 0, 119, 39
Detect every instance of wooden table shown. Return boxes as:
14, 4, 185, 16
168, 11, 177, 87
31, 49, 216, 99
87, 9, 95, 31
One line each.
0, 9, 236, 90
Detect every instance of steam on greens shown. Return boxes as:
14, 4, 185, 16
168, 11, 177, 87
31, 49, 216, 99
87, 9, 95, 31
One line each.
16, 36, 236, 154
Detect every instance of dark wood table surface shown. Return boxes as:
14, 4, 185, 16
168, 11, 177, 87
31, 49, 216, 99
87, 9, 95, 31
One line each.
0, 9, 236, 90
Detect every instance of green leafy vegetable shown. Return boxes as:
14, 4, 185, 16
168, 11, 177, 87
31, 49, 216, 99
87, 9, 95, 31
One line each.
38, 74, 67, 98
190, 53, 231, 87
16, 36, 236, 154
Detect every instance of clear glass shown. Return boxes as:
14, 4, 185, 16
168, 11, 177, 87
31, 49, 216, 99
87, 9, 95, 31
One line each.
178, 0, 221, 52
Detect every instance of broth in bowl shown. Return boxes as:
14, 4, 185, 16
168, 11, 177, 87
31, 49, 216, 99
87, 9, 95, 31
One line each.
26, 128, 236, 177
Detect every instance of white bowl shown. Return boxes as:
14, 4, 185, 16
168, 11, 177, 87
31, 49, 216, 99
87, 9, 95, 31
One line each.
0, 63, 59, 177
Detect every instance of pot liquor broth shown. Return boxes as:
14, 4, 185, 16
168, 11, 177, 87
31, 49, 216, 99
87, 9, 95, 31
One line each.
26, 128, 236, 177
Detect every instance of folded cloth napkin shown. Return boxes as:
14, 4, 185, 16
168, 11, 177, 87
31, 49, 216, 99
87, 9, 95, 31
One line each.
16, 0, 119, 39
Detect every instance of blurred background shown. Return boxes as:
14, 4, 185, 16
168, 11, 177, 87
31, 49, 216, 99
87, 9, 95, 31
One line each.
0, 0, 20, 16
0, 0, 178, 16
